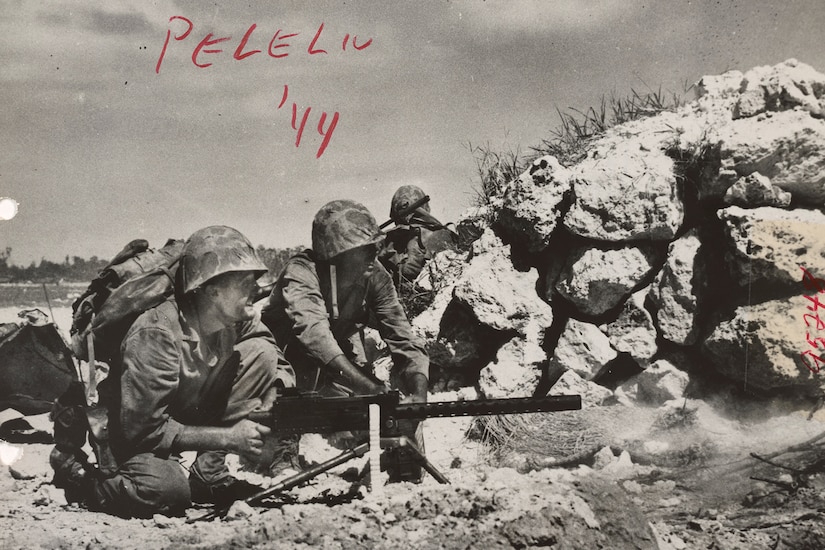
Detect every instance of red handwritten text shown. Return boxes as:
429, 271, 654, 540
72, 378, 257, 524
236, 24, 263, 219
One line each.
799, 266, 825, 373
276, 85, 339, 159
156, 17, 373, 73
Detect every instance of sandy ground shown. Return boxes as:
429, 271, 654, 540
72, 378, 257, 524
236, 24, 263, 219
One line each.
4, 305, 825, 548
5, 397, 825, 549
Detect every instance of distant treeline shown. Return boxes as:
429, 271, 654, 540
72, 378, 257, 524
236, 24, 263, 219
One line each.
0, 245, 306, 284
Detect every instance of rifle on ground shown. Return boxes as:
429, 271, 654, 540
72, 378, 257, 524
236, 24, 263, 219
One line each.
190, 389, 581, 522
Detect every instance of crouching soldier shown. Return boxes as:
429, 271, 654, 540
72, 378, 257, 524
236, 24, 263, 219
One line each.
50, 226, 295, 518
379, 185, 457, 290
261, 200, 429, 479
262, 199, 428, 401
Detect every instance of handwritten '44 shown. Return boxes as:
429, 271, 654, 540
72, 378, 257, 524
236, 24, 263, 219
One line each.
800, 266, 825, 373
276, 85, 338, 159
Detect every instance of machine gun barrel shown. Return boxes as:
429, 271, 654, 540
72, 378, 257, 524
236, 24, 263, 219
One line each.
392, 394, 581, 420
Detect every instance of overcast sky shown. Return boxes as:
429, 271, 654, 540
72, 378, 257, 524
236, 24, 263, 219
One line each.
1, 0, 823, 266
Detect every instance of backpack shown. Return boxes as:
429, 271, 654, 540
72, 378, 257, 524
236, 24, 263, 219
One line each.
50, 238, 185, 488
69, 238, 184, 365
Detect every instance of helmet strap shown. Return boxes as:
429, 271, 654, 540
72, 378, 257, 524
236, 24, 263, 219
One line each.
329, 264, 339, 320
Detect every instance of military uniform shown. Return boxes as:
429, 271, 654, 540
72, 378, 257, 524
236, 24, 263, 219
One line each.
261, 250, 427, 395
92, 300, 293, 517
378, 185, 457, 289
50, 226, 295, 518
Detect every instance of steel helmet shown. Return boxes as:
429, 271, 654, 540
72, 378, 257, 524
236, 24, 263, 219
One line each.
390, 185, 430, 223
311, 200, 384, 261
179, 225, 268, 294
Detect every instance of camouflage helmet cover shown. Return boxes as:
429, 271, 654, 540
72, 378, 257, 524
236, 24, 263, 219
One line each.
390, 185, 430, 222
312, 200, 384, 261
179, 225, 267, 294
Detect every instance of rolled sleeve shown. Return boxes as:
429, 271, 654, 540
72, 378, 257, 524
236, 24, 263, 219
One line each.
119, 325, 185, 458
368, 262, 429, 382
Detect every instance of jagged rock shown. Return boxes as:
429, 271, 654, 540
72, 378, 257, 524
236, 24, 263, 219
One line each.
563, 148, 683, 242
455, 205, 492, 249
713, 110, 825, 204
741, 58, 825, 117
496, 155, 572, 253
602, 289, 657, 367
551, 318, 616, 380
224, 501, 256, 521
556, 245, 661, 317
699, 59, 825, 119
696, 70, 745, 99
593, 446, 618, 470
478, 334, 545, 398
722, 172, 792, 208
615, 360, 690, 406
411, 249, 467, 340
426, 303, 493, 371
701, 296, 822, 393
648, 231, 707, 345
548, 370, 613, 407
33, 484, 66, 507
453, 231, 553, 334
734, 89, 767, 119
599, 450, 637, 479
423, 231, 552, 375
718, 206, 825, 289
411, 233, 490, 370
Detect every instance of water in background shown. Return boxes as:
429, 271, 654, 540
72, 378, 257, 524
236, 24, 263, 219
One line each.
0, 283, 84, 309
0, 284, 83, 341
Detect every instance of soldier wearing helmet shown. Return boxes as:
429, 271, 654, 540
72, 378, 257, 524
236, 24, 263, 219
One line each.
379, 185, 457, 290
51, 226, 295, 518
262, 199, 429, 405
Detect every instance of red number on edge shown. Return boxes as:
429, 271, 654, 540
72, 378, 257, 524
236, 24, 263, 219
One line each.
801, 350, 825, 374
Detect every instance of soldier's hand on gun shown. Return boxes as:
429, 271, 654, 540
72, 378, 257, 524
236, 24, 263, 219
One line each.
400, 372, 429, 404
369, 382, 389, 395
229, 419, 272, 458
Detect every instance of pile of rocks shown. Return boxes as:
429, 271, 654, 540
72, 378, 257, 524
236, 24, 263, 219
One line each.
414, 59, 825, 406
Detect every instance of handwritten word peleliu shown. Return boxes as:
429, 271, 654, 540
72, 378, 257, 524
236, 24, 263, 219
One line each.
155, 16, 372, 158
799, 266, 825, 373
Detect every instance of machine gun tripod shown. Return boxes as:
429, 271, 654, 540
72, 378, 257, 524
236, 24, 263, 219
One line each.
190, 390, 582, 522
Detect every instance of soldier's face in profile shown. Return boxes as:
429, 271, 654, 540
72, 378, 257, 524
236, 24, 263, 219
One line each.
338, 244, 377, 282
207, 271, 260, 324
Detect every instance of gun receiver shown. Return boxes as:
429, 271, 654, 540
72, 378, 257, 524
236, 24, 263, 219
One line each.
248, 390, 582, 437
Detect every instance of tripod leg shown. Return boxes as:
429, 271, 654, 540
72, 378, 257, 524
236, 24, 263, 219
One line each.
416, 450, 450, 484
189, 442, 370, 523
381, 436, 450, 485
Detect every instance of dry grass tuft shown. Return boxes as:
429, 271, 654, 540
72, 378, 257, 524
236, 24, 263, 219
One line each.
469, 85, 692, 209
472, 409, 612, 466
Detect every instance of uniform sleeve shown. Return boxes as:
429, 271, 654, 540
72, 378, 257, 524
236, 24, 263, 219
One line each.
235, 310, 296, 389
368, 261, 429, 383
279, 260, 345, 366
118, 324, 185, 458
398, 236, 428, 284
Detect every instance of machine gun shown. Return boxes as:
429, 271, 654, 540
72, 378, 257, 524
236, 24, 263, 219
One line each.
191, 389, 581, 522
